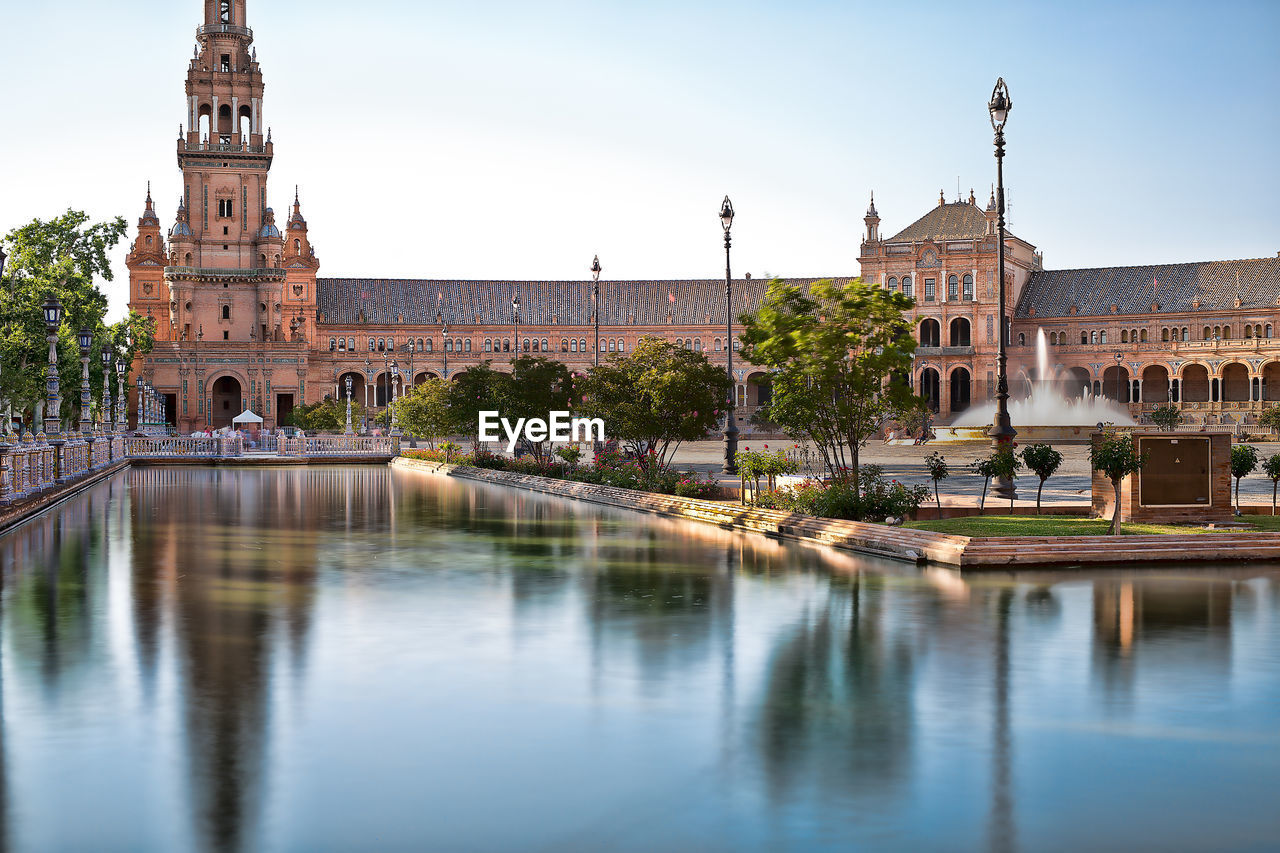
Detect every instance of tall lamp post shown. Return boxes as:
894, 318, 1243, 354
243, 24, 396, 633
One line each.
512, 294, 521, 362
1114, 352, 1124, 406
438, 312, 449, 379
987, 78, 1017, 501
591, 255, 602, 367
78, 328, 94, 436
101, 349, 113, 431
720, 196, 739, 475
41, 295, 63, 440
344, 374, 354, 435
115, 357, 127, 430
389, 359, 402, 436
136, 376, 145, 432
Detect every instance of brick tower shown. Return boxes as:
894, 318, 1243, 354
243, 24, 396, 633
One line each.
128, 0, 319, 431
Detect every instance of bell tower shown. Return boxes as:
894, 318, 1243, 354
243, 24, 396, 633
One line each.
180, 0, 271, 269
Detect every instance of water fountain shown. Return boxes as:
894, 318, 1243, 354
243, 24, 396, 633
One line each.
933, 328, 1136, 443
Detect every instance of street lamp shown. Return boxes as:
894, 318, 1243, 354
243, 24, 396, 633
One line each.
78, 328, 94, 436
41, 295, 63, 440
136, 375, 145, 431
389, 359, 402, 436
1114, 352, 1124, 405
115, 357, 127, 429
344, 373, 354, 435
591, 255, 602, 367
986, 78, 1017, 501
720, 195, 739, 475
512, 294, 521, 361
439, 312, 449, 379
101, 348, 113, 431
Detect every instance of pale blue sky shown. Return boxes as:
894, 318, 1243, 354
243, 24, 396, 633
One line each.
1, 0, 1277, 319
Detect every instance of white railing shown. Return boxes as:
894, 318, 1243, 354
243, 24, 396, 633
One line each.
126, 436, 223, 458
282, 436, 398, 457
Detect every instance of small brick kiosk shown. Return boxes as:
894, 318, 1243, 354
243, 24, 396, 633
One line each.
1091, 431, 1234, 525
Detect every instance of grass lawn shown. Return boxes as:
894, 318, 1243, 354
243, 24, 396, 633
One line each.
905, 514, 1280, 537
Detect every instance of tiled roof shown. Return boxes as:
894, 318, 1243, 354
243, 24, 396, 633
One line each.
315, 277, 854, 327
886, 202, 990, 243
1015, 257, 1280, 319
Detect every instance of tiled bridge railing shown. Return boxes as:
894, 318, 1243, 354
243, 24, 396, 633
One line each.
0, 430, 128, 507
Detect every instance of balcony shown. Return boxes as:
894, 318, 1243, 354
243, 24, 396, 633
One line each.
197, 24, 253, 39
916, 346, 975, 357
180, 140, 269, 155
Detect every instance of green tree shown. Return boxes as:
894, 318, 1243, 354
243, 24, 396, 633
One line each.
502, 357, 577, 463
1263, 454, 1280, 516
972, 447, 1020, 512
0, 210, 152, 429
1090, 431, 1148, 535
579, 336, 730, 475
924, 451, 948, 512
287, 398, 363, 433
738, 277, 919, 505
448, 361, 513, 445
1019, 443, 1063, 515
1259, 407, 1280, 433
1230, 443, 1259, 515
393, 378, 455, 447
1149, 404, 1183, 431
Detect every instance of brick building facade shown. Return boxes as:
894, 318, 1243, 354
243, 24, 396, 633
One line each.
128, 1, 1280, 432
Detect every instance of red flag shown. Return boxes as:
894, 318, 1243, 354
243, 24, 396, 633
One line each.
668, 291, 675, 304
1153, 275, 1158, 293
438, 292, 443, 302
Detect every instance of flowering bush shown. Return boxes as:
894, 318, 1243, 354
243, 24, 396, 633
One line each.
752, 464, 928, 522
674, 472, 722, 499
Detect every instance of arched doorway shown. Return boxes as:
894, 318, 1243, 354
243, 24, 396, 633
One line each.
949, 367, 972, 413
1064, 367, 1091, 399
1102, 365, 1132, 403
746, 372, 772, 408
1182, 364, 1210, 403
919, 319, 941, 348
210, 376, 242, 428
949, 317, 971, 348
1140, 365, 1169, 403
1222, 363, 1250, 402
1263, 362, 1280, 401
338, 372, 365, 411
920, 368, 941, 413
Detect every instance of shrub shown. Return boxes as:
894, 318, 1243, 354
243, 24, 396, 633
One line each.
1149, 404, 1182, 431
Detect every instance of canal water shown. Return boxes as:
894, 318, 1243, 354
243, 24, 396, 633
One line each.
1, 466, 1278, 851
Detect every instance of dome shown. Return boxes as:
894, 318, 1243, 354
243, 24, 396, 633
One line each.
258, 207, 282, 239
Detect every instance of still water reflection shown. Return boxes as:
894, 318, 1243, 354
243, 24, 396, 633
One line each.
1, 467, 1278, 851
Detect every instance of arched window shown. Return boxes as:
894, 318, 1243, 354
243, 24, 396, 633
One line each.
1223, 326, 1231, 340
714, 338, 722, 351
221, 305, 230, 320
1018, 333, 1026, 346
368, 338, 374, 351
218, 104, 232, 138
1204, 326, 1212, 340
618, 340, 625, 353
484, 339, 491, 352
465, 340, 471, 352
198, 104, 212, 140
220, 1, 231, 23
425, 339, 432, 352
503, 340, 510, 352
1182, 328, 1189, 341
733, 340, 741, 351
444, 339, 452, 352
329, 338, 336, 351
561, 339, 568, 352
541, 339, 548, 352
418, 338, 425, 350
901, 276, 913, 298
523, 339, 530, 352
570, 339, 577, 352
962, 274, 974, 301
694, 339, 702, 352
1081, 332, 1088, 345
579, 339, 586, 353
337, 338, 346, 352
887, 277, 897, 292
377, 339, 385, 351
1268, 325, 1273, 338
1121, 330, 1128, 343
948, 274, 959, 300
1162, 328, 1170, 342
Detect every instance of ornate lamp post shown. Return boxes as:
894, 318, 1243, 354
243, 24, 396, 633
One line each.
987, 78, 1017, 500
1114, 352, 1124, 405
344, 373, 354, 436
136, 375, 145, 431
41, 295, 63, 440
719, 196, 739, 475
78, 328, 94, 436
115, 357, 127, 429
389, 359, 402, 436
439, 312, 449, 379
512, 294, 521, 362
101, 348, 113, 431
591, 255, 602, 367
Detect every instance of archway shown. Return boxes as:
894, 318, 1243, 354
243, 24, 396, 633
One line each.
920, 368, 941, 413
1182, 364, 1210, 403
373, 372, 395, 407
919, 319, 940, 348
1140, 365, 1169, 403
1064, 367, 1091, 399
949, 317, 971, 348
1222, 363, 1250, 402
338, 372, 365, 410
1102, 365, 1132, 403
949, 367, 972, 413
745, 372, 772, 408
210, 376, 242, 428
1263, 362, 1280, 401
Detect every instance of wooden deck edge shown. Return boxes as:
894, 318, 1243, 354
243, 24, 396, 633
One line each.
390, 458, 968, 566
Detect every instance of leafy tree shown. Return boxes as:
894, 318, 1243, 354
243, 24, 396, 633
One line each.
1020, 443, 1063, 515
287, 398, 363, 433
502, 357, 577, 463
924, 451, 948, 512
0, 210, 152, 430
972, 447, 1020, 512
1259, 407, 1280, 433
448, 361, 513, 445
579, 336, 729, 475
393, 378, 454, 447
1090, 431, 1148, 535
1149, 404, 1183, 431
1263, 454, 1280, 516
1231, 443, 1259, 515
738, 277, 919, 505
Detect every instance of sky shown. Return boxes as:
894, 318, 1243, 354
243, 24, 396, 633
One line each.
1, 0, 1277, 320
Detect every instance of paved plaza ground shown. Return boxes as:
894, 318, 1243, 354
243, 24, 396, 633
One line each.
668, 439, 1280, 509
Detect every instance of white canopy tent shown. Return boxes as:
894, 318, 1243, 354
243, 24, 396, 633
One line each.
231, 410, 264, 426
